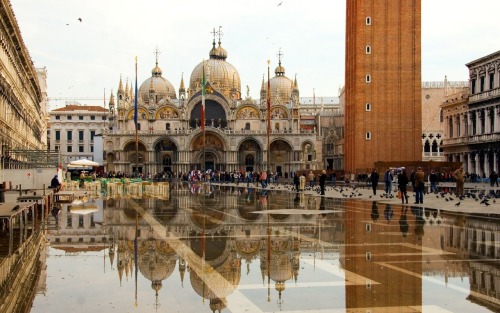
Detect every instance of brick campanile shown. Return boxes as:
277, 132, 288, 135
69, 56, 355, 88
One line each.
344, 0, 422, 174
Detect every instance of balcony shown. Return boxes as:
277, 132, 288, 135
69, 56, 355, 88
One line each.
103, 126, 317, 137
443, 133, 500, 146
468, 87, 500, 104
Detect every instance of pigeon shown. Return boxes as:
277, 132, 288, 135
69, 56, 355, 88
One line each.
12, 205, 20, 211
455, 201, 461, 206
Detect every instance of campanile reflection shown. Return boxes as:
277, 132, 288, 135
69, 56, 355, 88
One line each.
343, 200, 423, 311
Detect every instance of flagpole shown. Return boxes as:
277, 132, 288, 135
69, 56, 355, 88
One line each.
266, 60, 271, 173
202, 61, 206, 177
134, 56, 139, 177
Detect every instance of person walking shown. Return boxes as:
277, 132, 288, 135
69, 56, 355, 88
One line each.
319, 170, 327, 195
383, 168, 393, 196
453, 166, 465, 197
370, 169, 379, 196
414, 167, 425, 204
397, 169, 409, 204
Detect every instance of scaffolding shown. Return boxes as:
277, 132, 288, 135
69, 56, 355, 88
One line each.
3, 149, 61, 168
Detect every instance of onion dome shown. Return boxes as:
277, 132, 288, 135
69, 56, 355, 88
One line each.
190, 38, 241, 100
268, 60, 293, 105
138, 248, 177, 284
261, 49, 295, 105
138, 58, 177, 104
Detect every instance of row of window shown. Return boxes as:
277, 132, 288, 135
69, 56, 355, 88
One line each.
54, 145, 94, 153
54, 115, 106, 121
55, 130, 96, 141
364, 16, 372, 141
471, 72, 496, 94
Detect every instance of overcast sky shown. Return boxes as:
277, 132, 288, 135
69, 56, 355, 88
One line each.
9, 0, 500, 110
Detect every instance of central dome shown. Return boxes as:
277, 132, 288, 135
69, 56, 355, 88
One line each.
138, 62, 177, 104
189, 41, 241, 100
268, 61, 293, 105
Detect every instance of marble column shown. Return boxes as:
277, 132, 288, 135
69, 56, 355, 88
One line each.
484, 152, 491, 178
475, 153, 480, 176
494, 152, 498, 173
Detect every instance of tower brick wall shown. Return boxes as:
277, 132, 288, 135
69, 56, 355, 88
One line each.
345, 0, 422, 173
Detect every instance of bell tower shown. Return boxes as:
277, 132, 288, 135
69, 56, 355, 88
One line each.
344, 0, 422, 173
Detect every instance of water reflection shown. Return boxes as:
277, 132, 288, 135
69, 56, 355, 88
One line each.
4, 182, 497, 312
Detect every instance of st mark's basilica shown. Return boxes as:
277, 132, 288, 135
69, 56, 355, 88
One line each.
103, 34, 334, 177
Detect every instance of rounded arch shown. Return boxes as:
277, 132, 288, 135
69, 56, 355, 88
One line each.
126, 106, 150, 121
269, 139, 293, 175
123, 141, 148, 174
238, 138, 263, 172
235, 105, 261, 119
270, 106, 290, 119
189, 99, 228, 129
123, 140, 148, 153
191, 132, 226, 151
155, 106, 180, 119
154, 137, 179, 151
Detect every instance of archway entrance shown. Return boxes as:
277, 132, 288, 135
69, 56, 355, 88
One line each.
154, 138, 178, 175
124, 141, 147, 176
238, 139, 262, 172
191, 133, 225, 171
269, 140, 292, 177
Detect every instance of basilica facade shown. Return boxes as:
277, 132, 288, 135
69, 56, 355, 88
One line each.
103, 39, 330, 176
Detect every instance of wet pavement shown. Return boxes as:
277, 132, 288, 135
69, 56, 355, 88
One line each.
22, 182, 500, 312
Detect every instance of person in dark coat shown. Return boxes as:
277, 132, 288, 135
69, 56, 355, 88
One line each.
319, 170, 327, 195
293, 173, 300, 191
50, 175, 61, 192
398, 169, 409, 204
370, 169, 379, 195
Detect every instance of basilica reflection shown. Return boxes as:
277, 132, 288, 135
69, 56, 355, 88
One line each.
21, 183, 499, 312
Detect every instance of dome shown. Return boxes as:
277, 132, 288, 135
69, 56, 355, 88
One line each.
189, 42, 241, 100
138, 251, 177, 283
138, 63, 177, 104
268, 63, 293, 105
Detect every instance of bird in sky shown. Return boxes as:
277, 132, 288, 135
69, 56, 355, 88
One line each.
78, 17, 82, 22
277, 1, 283, 6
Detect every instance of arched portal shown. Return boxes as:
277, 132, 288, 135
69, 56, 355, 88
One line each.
238, 139, 262, 172
190, 100, 227, 129
123, 141, 147, 175
269, 140, 292, 176
154, 138, 178, 175
191, 133, 225, 171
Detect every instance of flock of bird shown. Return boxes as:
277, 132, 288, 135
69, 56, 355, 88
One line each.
215, 181, 498, 208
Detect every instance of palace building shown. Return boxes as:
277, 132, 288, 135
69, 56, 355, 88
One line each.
103, 37, 339, 176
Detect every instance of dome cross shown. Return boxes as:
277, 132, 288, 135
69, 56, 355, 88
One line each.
154, 47, 161, 66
